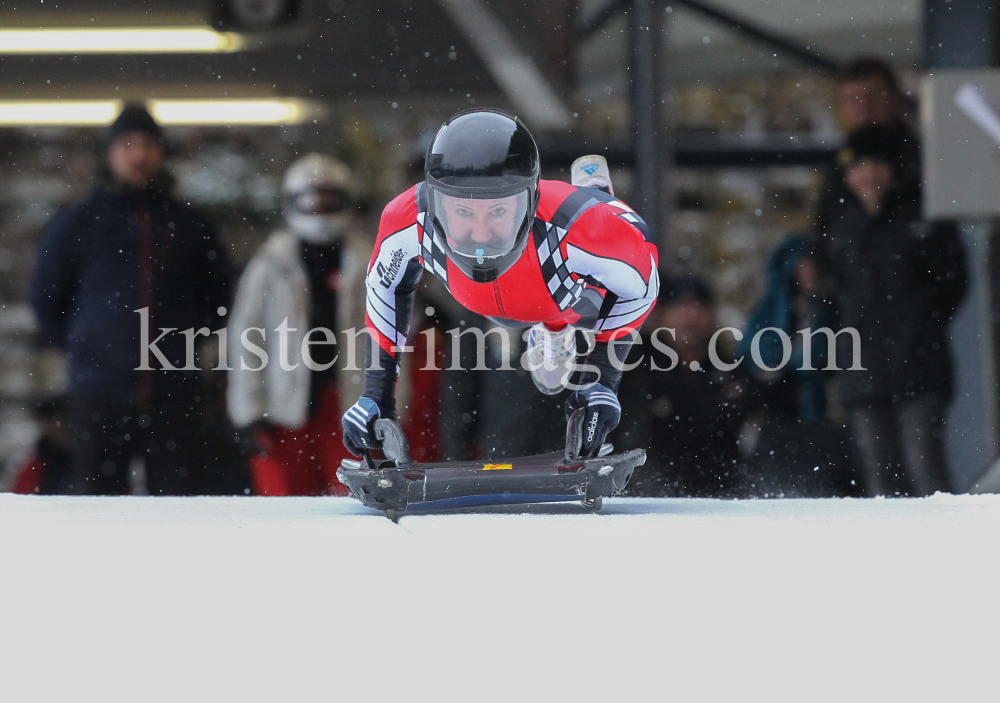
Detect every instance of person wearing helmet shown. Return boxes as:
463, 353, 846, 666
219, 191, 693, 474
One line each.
228, 154, 370, 495
342, 109, 659, 459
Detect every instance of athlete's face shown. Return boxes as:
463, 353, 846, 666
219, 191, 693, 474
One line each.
441, 194, 519, 252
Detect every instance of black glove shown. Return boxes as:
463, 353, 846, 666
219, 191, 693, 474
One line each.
566, 383, 621, 458
342, 397, 383, 457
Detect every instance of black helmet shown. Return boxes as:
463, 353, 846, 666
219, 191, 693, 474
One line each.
425, 109, 540, 283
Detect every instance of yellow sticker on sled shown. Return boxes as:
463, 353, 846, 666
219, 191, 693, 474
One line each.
482, 463, 513, 471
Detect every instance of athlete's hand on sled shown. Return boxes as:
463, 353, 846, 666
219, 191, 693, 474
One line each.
342, 397, 385, 457
566, 383, 621, 458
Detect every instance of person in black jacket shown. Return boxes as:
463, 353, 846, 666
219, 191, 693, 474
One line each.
618, 277, 752, 497
30, 104, 232, 495
820, 125, 967, 496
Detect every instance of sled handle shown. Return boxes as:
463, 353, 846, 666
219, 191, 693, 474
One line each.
360, 419, 412, 470
565, 408, 585, 462
374, 419, 412, 464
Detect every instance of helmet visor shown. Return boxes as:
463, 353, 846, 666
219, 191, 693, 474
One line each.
289, 187, 351, 215
432, 189, 530, 261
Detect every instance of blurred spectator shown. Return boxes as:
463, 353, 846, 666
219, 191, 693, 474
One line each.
738, 235, 856, 497
836, 57, 919, 177
838, 57, 910, 129
820, 125, 967, 496
618, 276, 751, 497
740, 235, 834, 422
11, 395, 72, 495
30, 104, 232, 495
227, 154, 369, 495
819, 58, 921, 239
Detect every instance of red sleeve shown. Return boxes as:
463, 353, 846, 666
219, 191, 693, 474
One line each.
564, 201, 660, 342
368, 186, 421, 274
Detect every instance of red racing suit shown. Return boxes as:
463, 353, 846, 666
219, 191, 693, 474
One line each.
363, 179, 660, 411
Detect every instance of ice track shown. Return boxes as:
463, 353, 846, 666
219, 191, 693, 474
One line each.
1, 493, 998, 702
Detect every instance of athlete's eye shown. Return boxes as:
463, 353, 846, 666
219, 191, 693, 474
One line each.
454, 207, 474, 218
487, 207, 507, 219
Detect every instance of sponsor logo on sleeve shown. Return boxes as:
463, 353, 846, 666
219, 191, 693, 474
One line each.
376, 248, 406, 288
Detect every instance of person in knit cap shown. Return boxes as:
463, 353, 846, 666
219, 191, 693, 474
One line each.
820, 124, 967, 496
30, 103, 232, 495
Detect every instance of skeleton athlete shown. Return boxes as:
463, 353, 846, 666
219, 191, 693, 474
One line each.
343, 108, 659, 458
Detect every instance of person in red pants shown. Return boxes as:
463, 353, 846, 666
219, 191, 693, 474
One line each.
11, 396, 73, 495
227, 154, 370, 496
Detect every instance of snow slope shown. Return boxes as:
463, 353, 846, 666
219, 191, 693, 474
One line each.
1, 494, 998, 702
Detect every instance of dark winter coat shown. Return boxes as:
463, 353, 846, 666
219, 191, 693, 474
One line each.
815, 121, 922, 238
738, 235, 837, 422
820, 192, 967, 407
31, 183, 232, 406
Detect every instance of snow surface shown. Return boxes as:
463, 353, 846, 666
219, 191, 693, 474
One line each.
1, 493, 998, 702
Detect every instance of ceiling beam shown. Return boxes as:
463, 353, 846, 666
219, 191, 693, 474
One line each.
578, 0, 838, 72
678, 0, 838, 72
435, 0, 573, 130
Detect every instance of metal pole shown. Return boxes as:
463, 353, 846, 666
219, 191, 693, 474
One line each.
925, 0, 1000, 490
630, 0, 661, 242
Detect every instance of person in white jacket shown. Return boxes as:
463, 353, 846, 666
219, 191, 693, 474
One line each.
227, 154, 369, 495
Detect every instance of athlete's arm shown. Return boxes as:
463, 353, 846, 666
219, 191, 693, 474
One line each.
343, 188, 427, 456
566, 201, 660, 391
361, 188, 426, 418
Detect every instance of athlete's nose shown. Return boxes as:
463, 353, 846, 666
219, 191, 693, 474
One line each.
469, 221, 492, 244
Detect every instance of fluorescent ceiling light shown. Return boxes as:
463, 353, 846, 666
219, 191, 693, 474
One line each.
0, 101, 124, 125
0, 28, 245, 54
148, 99, 311, 125
0, 100, 314, 126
